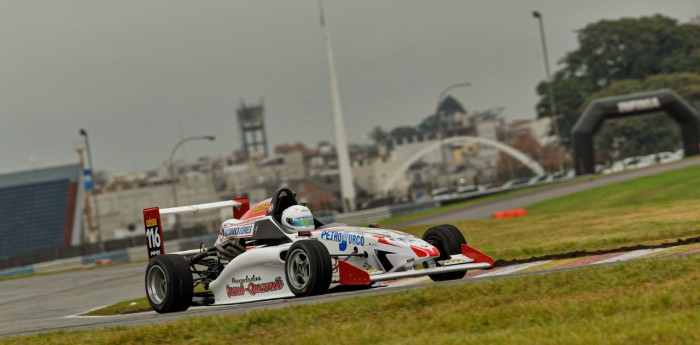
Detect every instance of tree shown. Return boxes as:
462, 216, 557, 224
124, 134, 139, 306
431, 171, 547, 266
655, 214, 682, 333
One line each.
535, 15, 700, 148
389, 126, 420, 142
494, 136, 542, 181
369, 126, 389, 144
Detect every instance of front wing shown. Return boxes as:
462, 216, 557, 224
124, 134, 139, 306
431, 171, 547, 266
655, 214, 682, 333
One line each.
338, 244, 494, 285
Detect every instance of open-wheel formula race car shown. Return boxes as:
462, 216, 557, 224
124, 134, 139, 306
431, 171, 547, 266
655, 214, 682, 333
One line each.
143, 188, 494, 313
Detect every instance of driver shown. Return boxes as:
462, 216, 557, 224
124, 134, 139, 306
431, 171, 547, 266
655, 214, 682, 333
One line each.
281, 205, 315, 232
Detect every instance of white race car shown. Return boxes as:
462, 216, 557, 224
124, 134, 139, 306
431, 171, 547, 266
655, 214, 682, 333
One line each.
143, 188, 494, 313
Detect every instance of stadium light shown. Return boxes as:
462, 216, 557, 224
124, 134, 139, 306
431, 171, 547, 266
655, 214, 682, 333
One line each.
79, 128, 103, 250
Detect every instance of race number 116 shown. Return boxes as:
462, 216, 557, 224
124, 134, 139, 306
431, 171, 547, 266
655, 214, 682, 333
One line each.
146, 227, 161, 249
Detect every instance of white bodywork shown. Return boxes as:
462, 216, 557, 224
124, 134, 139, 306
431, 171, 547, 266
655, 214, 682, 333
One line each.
208, 244, 294, 304
159, 199, 492, 307
203, 220, 486, 305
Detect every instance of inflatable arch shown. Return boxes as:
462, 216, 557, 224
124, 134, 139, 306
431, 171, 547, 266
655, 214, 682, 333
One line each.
572, 89, 700, 175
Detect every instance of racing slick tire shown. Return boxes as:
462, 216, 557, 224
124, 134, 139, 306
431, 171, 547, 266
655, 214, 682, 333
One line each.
285, 240, 333, 297
422, 224, 468, 282
145, 254, 193, 313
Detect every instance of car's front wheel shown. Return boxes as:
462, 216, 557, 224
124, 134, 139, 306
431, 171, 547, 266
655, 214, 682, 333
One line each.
422, 224, 468, 282
285, 240, 332, 297
145, 254, 193, 313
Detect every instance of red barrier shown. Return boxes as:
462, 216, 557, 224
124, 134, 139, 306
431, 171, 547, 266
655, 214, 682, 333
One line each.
492, 208, 528, 219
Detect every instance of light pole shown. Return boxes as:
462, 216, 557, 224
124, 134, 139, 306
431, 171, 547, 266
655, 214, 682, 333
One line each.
532, 11, 564, 173
436, 82, 471, 189
169, 135, 215, 236
79, 129, 102, 250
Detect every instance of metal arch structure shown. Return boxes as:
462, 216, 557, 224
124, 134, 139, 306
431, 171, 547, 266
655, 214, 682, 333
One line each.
381, 136, 546, 194
572, 89, 700, 175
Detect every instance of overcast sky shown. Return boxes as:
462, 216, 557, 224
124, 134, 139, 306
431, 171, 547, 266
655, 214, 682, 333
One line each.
1, 0, 698, 174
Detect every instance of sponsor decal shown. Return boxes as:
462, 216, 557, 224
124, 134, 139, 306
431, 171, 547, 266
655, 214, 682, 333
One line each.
251, 203, 270, 214
231, 274, 261, 284
145, 218, 158, 227
225, 276, 285, 297
439, 258, 468, 265
267, 203, 274, 213
222, 223, 254, 238
617, 97, 660, 113
320, 230, 365, 251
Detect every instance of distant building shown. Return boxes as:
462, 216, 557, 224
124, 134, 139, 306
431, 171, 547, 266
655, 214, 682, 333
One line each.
506, 117, 555, 146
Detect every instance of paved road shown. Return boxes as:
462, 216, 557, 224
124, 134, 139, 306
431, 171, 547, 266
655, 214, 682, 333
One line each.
2, 157, 699, 339
395, 156, 700, 226
0, 263, 144, 338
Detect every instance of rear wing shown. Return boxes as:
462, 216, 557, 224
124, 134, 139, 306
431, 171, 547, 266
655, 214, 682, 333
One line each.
143, 197, 250, 261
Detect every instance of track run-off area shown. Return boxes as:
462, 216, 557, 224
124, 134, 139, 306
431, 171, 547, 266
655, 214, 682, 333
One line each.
2, 156, 700, 339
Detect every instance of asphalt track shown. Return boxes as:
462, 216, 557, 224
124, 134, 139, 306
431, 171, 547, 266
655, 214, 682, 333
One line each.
2, 157, 700, 339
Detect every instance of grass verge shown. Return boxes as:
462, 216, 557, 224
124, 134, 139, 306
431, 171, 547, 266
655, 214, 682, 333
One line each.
527, 163, 700, 213
396, 199, 700, 260
395, 164, 700, 260
84, 298, 151, 316
5, 253, 700, 344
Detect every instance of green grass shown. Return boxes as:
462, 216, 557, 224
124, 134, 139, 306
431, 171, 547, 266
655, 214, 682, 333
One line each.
528, 164, 700, 213
84, 298, 151, 316
396, 200, 700, 260
394, 164, 700, 260
5, 252, 700, 344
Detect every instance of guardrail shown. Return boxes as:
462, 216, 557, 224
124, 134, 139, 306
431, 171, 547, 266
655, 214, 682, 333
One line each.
0, 234, 218, 278
318, 201, 440, 226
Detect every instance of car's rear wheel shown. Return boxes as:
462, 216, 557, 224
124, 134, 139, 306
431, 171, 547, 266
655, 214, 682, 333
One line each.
285, 240, 332, 297
145, 254, 193, 313
422, 224, 468, 281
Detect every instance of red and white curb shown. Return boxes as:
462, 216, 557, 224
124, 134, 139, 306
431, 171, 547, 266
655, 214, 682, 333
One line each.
383, 242, 700, 287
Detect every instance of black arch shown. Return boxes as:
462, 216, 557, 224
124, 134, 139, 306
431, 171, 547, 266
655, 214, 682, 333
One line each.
572, 89, 700, 175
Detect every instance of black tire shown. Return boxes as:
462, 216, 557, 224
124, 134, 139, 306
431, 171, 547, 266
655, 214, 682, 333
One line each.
145, 254, 193, 313
422, 224, 468, 281
285, 240, 332, 297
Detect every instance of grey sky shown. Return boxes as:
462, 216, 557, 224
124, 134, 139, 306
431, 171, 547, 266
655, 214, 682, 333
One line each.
1, 1, 698, 174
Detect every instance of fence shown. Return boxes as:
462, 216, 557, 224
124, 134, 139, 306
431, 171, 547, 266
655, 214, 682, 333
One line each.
0, 193, 501, 276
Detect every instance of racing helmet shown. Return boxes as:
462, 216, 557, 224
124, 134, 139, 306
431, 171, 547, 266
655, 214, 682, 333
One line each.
281, 205, 315, 232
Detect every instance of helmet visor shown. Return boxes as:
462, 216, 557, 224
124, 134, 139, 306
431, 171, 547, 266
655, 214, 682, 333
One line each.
287, 216, 314, 227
